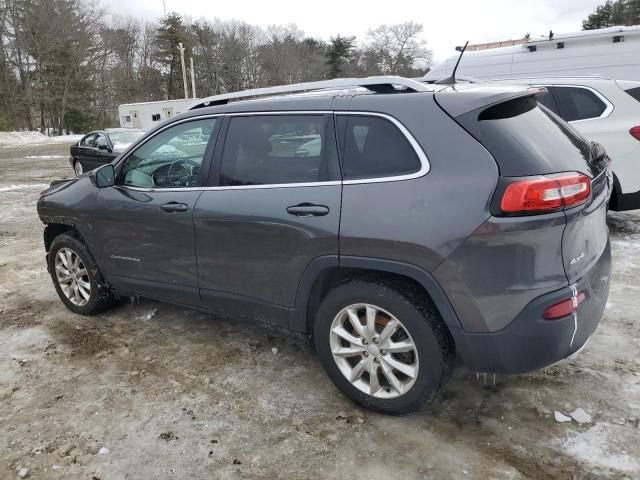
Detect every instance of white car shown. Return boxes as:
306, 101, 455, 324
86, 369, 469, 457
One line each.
488, 76, 640, 211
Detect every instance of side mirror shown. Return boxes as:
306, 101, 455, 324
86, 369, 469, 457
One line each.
96, 137, 111, 152
95, 164, 115, 188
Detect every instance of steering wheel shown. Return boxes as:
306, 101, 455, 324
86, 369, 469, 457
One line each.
166, 158, 200, 187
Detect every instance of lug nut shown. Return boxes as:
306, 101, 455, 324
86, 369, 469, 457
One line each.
374, 357, 380, 364
372, 337, 378, 344
362, 339, 368, 345
380, 350, 386, 355
363, 352, 369, 357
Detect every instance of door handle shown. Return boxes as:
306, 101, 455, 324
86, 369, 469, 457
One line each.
160, 202, 189, 213
286, 203, 330, 217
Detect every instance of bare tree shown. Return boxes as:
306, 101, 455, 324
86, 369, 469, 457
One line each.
366, 22, 432, 76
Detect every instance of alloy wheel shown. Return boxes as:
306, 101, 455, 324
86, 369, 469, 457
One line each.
329, 303, 419, 399
74, 161, 83, 176
54, 247, 91, 306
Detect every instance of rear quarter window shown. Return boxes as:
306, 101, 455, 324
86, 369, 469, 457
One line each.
336, 115, 421, 180
552, 86, 607, 121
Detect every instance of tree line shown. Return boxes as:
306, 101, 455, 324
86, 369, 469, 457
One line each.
0, 0, 432, 133
583, 0, 640, 29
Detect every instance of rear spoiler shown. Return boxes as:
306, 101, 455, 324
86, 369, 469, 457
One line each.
434, 83, 546, 117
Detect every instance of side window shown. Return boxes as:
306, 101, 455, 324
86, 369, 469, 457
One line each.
336, 115, 421, 180
81, 133, 97, 147
119, 118, 217, 189
536, 89, 561, 116
219, 115, 326, 186
552, 87, 607, 122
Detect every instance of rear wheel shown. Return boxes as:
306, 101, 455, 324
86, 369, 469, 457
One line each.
49, 233, 118, 315
314, 279, 454, 415
73, 160, 83, 176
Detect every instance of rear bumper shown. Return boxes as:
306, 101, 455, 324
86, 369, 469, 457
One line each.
450, 239, 611, 374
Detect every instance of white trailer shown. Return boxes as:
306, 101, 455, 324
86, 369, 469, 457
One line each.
118, 99, 197, 131
426, 25, 640, 82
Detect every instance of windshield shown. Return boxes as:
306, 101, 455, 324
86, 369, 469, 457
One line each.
108, 131, 144, 151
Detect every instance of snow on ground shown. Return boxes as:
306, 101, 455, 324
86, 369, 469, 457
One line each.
24, 155, 66, 159
0, 183, 49, 193
563, 423, 640, 472
0, 131, 82, 147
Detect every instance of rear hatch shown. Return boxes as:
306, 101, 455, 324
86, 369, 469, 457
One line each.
435, 84, 611, 284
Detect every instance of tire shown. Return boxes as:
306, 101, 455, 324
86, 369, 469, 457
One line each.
48, 233, 118, 315
314, 278, 454, 415
73, 160, 83, 176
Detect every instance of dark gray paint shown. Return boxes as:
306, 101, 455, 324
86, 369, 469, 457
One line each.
36, 82, 613, 373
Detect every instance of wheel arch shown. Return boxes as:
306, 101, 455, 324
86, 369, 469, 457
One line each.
290, 255, 464, 335
43, 223, 86, 252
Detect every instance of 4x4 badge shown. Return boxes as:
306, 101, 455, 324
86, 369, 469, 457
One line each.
570, 252, 585, 265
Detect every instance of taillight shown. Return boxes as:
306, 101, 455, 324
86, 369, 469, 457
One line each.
630, 126, 640, 141
500, 173, 591, 214
543, 291, 586, 320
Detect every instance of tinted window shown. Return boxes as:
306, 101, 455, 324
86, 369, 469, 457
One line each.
536, 90, 560, 115
219, 115, 326, 186
624, 86, 640, 102
552, 86, 607, 121
120, 118, 216, 188
336, 115, 420, 180
476, 96, 595, 177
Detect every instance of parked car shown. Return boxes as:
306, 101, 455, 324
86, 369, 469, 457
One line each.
38, 77, 612, 415
487, 76, 640, 211
70, 128, 144, 175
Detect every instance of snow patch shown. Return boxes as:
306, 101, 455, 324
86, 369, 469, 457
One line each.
0, 131, 83, 147
0, 183, 49, 193
563, 423, 640, 473
24, 155, 66, 159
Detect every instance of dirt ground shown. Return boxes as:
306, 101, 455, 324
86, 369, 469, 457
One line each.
1, 141, 639, 480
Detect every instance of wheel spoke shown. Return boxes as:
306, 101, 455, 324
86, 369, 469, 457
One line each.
77, 278, 91, 290
65, 250, 73, 270
380, 361, 403, 394
77, 282, 90, 300
333, 346, 366, 358
332, 325, 362, 346
382, 355, 416, 379
365, 306, 377, 339
378, 318, 399, 344
58, 251, 70, 269
76, 267, 88, 277
385, 339, 415, 353
58, 274, 73, 285
346, 308, 367, 339
350, 357, 368, 382
368, 363, 380, 395
55, 263, 71, 275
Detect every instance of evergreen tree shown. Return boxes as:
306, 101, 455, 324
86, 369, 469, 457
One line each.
326, 35, 355, 79
583, 0, 640, 29
156, 13, 190, 99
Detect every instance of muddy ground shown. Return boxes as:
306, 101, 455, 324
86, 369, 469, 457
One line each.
0, 141, 639, 480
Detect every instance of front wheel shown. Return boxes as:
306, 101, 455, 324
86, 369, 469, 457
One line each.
314, 279, 454, 415
73, 160, 83, 176
48, 233, 118, 315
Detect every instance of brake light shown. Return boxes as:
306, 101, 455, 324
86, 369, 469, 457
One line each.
630, 126, 640, 141
543, 291, 586, 320
500, 173, 591, 213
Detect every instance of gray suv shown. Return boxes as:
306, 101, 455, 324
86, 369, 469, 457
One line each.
37, 77, 612, 414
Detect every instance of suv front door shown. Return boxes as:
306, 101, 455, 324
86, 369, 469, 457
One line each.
89, 117, 219, 306
194, 113, 342, 328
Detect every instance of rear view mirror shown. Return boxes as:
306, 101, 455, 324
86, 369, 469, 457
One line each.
95, 164, 115, 188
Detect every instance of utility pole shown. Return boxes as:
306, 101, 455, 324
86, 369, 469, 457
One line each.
190, 57, 197, 99
178, 42, 188, 99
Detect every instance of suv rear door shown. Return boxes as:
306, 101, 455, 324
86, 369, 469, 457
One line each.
193, 113, 342, 329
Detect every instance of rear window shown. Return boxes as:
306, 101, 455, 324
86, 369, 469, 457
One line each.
552, 87, 607, 121
475, 96, 594, 177
624, 86, 640, 102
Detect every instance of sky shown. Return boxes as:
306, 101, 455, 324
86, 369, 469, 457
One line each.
103, 0, 605, 65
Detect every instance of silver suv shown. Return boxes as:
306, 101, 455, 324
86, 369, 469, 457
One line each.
37, 77, 612, 414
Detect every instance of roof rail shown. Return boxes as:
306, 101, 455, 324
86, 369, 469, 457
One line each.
188, 76, 432, 110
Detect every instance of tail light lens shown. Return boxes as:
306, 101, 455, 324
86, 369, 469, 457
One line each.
630, 126, 640, 141
543, 291, 586, 320
500, 173, 591, 214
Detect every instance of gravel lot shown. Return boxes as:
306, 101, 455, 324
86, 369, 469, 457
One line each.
1, 141, 639, 480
